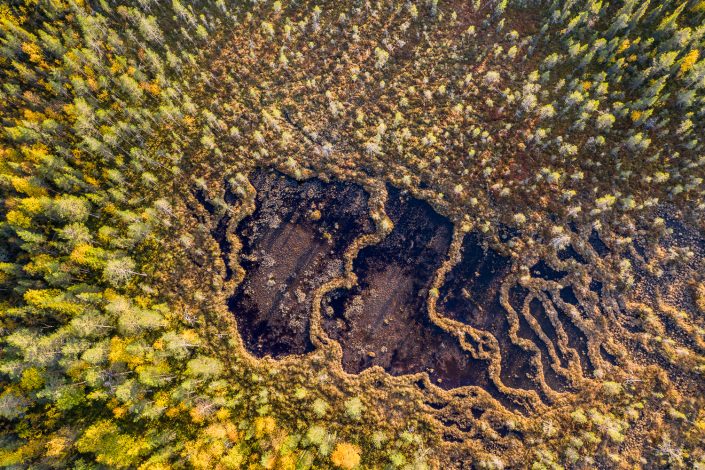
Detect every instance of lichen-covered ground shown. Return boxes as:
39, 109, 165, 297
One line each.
1, 0, 705, 468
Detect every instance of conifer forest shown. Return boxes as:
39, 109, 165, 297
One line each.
2, 0, 705, 468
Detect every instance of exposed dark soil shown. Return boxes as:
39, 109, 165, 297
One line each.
229, 169, 374, 357
557, 244, 587, 263
436, 236, 570, 395
531, 260, 567, 281
225, 170, 590, 395
321, 187, 493, 390
553, 288, 594, 374
589, 229, 609, 256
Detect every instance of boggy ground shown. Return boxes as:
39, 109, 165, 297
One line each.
229, 169, 374, 356
436, 235, 570, 394
227, 169, 584, 394
322, 187, 495, 390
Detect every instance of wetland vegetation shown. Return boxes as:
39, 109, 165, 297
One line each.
1, 0, 705, 468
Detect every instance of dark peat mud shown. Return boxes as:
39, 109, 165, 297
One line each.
321, 187, 494, 390
227, 170, 591, 396
229, 169, 374, 357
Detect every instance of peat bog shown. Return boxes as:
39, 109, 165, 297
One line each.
229, 169, 374, 357
227, 169, 579, 393
322, 187, 493, 390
